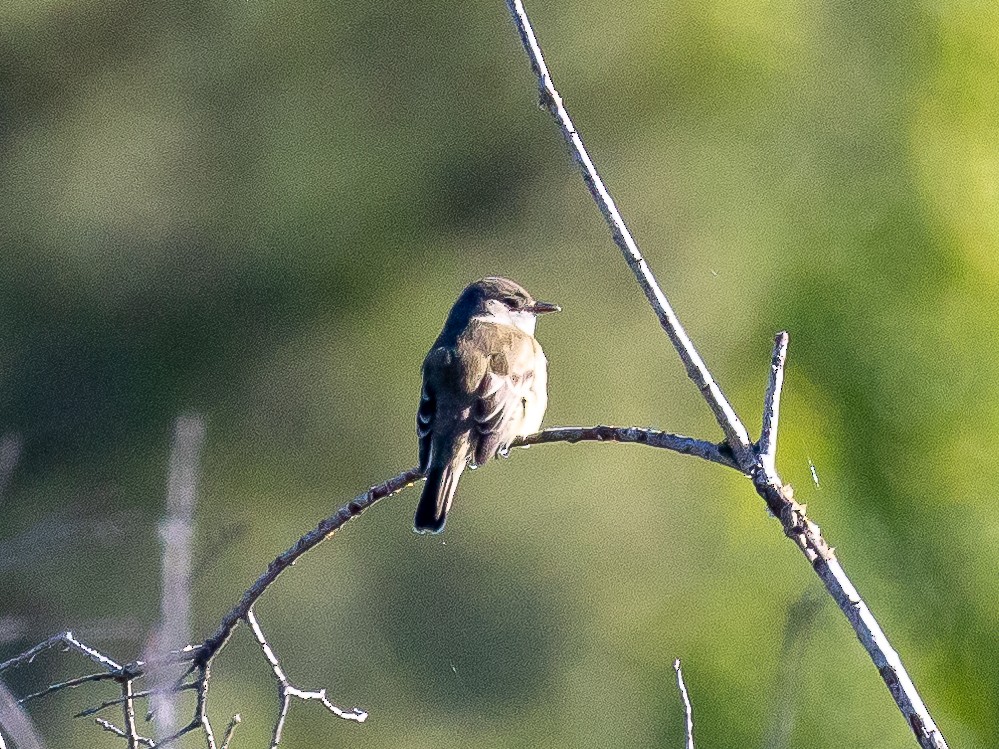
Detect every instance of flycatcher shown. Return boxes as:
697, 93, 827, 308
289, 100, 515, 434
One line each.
414, 277, 559, 534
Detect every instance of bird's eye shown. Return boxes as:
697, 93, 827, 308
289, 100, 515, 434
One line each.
502, 297, 519, 309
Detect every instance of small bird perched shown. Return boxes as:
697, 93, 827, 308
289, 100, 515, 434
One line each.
414, 277, 559, 534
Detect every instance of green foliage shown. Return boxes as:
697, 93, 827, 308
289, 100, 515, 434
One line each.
0, 0, 991, 745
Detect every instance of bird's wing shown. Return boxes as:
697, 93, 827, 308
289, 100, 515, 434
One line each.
417, 346, 454, 472
471, 336, 539, 466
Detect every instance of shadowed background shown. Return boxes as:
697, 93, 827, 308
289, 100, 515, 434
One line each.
0, 0, 994, 746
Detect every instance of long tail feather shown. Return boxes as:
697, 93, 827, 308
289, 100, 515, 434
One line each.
414, 461, 464, 534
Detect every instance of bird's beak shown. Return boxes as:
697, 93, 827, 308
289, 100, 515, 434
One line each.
526, 300, 561, 314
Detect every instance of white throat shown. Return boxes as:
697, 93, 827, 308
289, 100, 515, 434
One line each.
474, 303, 537, 336
509, 310, 537, 336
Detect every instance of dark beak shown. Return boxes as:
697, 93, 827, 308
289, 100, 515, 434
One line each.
526, 300, 560, 314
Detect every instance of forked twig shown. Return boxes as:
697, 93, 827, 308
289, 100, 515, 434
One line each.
245, 607, 367, 748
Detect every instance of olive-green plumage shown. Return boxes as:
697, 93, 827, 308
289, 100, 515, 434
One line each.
414, 277, 558, 534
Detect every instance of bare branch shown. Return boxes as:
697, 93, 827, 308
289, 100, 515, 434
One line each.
0, 631, 123, 675
93, 718, 154, 748
74, 683, 198, 719
504, 0, 755, 468
198, 667, 219, 749
121, 680, 139, 749
245, 607, 366, 748
503, 3, 948, 747
19, 672, 120, 705
198, 467, 425, 661
148, 665, 212, 749
757, 332, 789, 473
750, 476, 948, 749
512, 426, 739, 470
673, 659, 694, 749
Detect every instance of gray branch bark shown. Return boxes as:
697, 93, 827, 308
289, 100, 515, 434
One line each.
503, 2, 948, 747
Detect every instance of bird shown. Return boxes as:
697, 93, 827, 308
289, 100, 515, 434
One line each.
414, 277, 559, 534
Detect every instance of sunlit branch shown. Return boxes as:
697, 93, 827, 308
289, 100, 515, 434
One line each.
245, 608, 367, 748
504, 0, 755, 468
502, 2, 948, 747
758, 332, 788, 473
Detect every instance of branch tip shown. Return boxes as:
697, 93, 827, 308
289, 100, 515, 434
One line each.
673, 659, 695, 749
758, 331, 790, 471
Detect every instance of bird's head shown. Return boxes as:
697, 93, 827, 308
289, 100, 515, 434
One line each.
448, 276, 560, 336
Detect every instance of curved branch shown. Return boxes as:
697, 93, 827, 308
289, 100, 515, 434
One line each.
2, 423, 715, 748
198, 424, 730, 659
514, 426, 737, 468
197, 467, 423, 660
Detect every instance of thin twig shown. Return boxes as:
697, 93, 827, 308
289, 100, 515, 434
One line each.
503, 3, 948, 748
198, 467, 424, 661
219, 714, 241, 749
121, 679, 139, 749
673, 659, 694, 749
198, 665, 219, 749
19, 672, 120, 705
74, 683, 198, 718
504, 0, 755, 469
758, 332, 789, 473
0, 631, 122, 674
149, 665, 212, 749
93, 718, 154, 748
245, 607, 366, 748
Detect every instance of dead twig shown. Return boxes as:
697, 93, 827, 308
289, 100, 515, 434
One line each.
673, 659, 694, 749
245, 607, 366, 748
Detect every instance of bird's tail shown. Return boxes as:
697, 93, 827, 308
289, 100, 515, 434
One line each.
414, 459, 465, 534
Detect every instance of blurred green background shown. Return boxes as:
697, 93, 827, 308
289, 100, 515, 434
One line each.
0, 0, 995, 746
